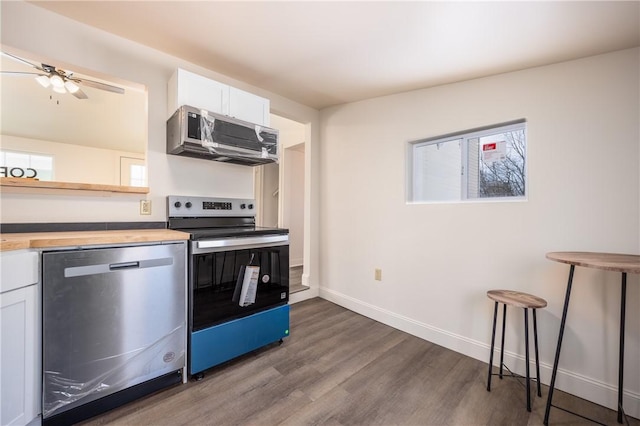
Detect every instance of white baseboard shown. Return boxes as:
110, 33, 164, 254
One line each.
290, 285, 318, 304
319, 287, 640, 420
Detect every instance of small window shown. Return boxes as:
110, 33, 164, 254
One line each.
0, 150, 54, 181
129, 164, 147, 187
408, 121, 527, 202
120, 157, 147, 187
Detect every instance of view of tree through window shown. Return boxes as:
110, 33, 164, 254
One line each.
469, 128, 526, 199
409, 121, 526, 202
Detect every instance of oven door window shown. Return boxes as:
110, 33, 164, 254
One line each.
192, 245, 289, 330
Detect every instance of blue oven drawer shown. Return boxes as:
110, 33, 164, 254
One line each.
190, 304, 289, 374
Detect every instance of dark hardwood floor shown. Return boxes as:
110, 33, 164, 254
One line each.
83, 298, 638, 425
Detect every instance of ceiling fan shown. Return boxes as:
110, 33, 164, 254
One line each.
1, 51, 125, 99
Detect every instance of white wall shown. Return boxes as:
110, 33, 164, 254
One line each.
284, 145, 305, 266
272, 114, 306, 268
258, 162, 279, 228
319, 48, 640, 416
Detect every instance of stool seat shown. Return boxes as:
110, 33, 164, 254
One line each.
487, 289, 547, 309
486, 288, 547, 412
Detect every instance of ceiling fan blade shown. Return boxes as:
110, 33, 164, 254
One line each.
76, 78, 125, 95
0, 71, 43, 77
1, 51, 43, 71
70, 87, 89, 100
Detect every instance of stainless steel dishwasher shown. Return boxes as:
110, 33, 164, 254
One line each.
41, 242, 186, 426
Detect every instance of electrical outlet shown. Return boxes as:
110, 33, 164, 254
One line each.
374, 268, 382, 281
140, 200, 151, 215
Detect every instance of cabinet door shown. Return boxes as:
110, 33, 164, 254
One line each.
228, 87, 270, 126
169, 68, 229, 116
0, 251, 38, 294
1, 285, 39, 426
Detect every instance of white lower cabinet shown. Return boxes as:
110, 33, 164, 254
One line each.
1, 250, 40, 426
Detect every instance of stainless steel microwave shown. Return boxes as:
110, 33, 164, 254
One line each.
166, 105, 279, 166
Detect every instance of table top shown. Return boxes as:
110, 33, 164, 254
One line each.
487, 289, 548, 309
546, 251, 640, 274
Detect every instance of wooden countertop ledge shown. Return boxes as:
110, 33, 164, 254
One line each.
0, 229, 190, 251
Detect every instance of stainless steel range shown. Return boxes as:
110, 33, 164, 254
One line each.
167, 196, 290, 377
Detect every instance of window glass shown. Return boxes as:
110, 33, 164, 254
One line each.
120, 157, 146, 187
413, 138, 462, 201
467, 128, 526, 199
409, 121, 526, 202
0, 150, 54, 180
129, 164, 147, 187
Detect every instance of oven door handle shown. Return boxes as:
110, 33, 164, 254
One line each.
196, 234, 289, 250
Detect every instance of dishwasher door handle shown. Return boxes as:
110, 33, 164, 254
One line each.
109, 261, 140, 270
64, 257, 174, 278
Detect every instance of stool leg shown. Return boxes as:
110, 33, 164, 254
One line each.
499, 304, 506, 379
533, 308, 542, 397
524, 308, 531, 412
487, 301, 498, 391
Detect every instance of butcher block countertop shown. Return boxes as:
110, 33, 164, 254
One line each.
0, 229, 190, 251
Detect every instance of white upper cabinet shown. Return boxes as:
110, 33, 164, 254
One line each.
228, 87, 270, 127
168, 68, 270, 127
168, 68, 229, 117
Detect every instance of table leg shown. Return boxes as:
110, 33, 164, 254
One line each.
617, 272, 627, 424
487, 301, 498, 391
524, 308, 531, 412
500, 304, 506, 379
533, 309, 542, 397
544, 264, 575, 426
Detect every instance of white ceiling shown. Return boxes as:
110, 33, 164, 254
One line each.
27, 1, 640, 110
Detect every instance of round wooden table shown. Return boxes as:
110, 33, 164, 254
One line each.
544, 252, 640, 425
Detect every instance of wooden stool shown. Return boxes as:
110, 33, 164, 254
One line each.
486, 289, 547, 412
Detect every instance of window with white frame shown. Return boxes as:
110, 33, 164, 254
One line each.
129, 164, 147, 187
119, 157, 147, 187
409, 120, 527, 202
0, 150, 54, 181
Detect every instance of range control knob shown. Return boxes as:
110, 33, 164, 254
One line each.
185, 202, 192, 208
174, 201, 182, 208
240, 203, 246, 209
248, 204, 254, 210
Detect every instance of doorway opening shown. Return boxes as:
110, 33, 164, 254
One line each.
254, 114, 307, 293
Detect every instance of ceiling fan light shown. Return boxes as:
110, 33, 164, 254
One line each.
49, 74, 64, 88
35, 75, 51, 88
52, 85, 66, 94
64, 80, 80, 93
